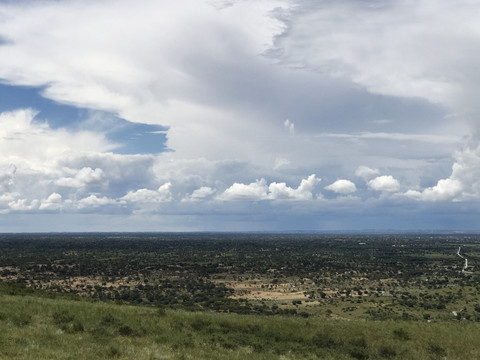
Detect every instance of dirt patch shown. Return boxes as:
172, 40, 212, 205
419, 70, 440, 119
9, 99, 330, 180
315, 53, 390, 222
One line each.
227, 280, 309, 300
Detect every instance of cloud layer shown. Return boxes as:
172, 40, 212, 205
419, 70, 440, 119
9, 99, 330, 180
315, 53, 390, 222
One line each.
0, 0, 479, 230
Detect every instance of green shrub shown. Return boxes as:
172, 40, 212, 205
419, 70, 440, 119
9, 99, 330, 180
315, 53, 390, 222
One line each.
311, 332, 337, 348
156, 306, 166, 316
52, 310, 83, 333
349, 348, 370, 360
106, 345, 121, 358
11, 313, 31, 327
392, 328, 410, 341
379, 345, 397, 359
52, 310, 74, 325
118, 325, 134, 336
100, 313, 117, 326
191, 317, 211, 331
68, 319, 84, 333
350, 337, 368, 349
348, 337, 370, 360
427, 343, 447, 357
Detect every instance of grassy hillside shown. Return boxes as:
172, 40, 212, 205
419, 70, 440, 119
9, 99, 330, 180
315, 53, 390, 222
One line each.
1, 284, 480, 359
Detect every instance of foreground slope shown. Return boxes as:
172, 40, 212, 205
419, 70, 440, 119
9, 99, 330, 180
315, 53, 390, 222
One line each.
1, 285, 480, 360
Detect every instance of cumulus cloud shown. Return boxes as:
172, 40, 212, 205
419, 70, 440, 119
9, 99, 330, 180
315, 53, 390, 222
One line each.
0, 108, 162, 207
56, 167, 105, 188
218, 174, 319, 201
8, 198, 39, 211
404, 144, 480, 201
121, 182, 173, 203
325, 179, 357, 195
368, 176, 400, 192
76, 194, 117, 209
182, 186, 216, 202
39, 192, 62, 210
0, 109, 113, 172
0, 164, 16, 191
268, 174, 319, 200
0, 192, 20, 204
218, 178, 269, 201
355, 166, 379, 180
405, 179, 462, 202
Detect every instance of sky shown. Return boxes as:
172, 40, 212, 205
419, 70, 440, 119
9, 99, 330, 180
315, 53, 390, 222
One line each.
0, 0, 479, 232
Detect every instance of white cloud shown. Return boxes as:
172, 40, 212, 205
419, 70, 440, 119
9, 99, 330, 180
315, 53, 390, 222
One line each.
405, 179, 462, 202
8, 198, 39, 211
0, 0, 384, 178
39, 192, 62, 210
218, 174, 319, 201
273, 157, 290, 170
368, 175, 400, 192
325, 179, 357, 195
0, 192, 20, 204
0, 2, 460, 185
0, 109, 158, 212
121, 182, 173, 203
182, 186, 216, 202
404, 144, 480, 201
273, 1, 480, 112
268, 174, 319, 200
0, 164, 16, 191
56, 167, 105, 188
0, 110, 113, 172
0, 0, 287, 128
355, 166, 379, 180
284, 119, 294, 134
271, 0, 480, 205
218, 178, 269, 201
77, 194, 117, 209
323, 132, 459, 144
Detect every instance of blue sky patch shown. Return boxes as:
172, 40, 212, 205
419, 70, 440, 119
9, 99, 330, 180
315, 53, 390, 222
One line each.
0, 83, 169, 155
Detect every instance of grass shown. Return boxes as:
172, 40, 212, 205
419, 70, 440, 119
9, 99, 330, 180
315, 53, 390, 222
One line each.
1, 289, 480, 359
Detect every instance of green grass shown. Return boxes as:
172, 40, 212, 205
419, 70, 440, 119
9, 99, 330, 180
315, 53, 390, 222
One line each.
1, 289, 480, 359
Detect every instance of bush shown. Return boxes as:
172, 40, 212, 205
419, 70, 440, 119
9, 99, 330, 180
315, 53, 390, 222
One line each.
11, 313, 31, 327
52, 310, 74, 325
348, 337, 369, 360
350, 337, 368, 349
427, 343, 447, 357
379, 345, 396, 359
106, 346, 121, 358
118, 325, 134, 336
52, 310, 83, 333
156, 306, 166, 316
393, 328, 410, 341
100, 314, 117, 326
191, 318, 211, 331
349, 348, 370, 360
311, 332, 337, 348
68, 319, 84, 333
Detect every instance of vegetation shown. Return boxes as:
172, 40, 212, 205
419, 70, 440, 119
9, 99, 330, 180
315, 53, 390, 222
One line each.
1, 232, 480, 358
1, 282, 480, 359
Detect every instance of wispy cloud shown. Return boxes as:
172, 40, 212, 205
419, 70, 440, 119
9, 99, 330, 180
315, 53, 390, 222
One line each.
317, 132, 460, 144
